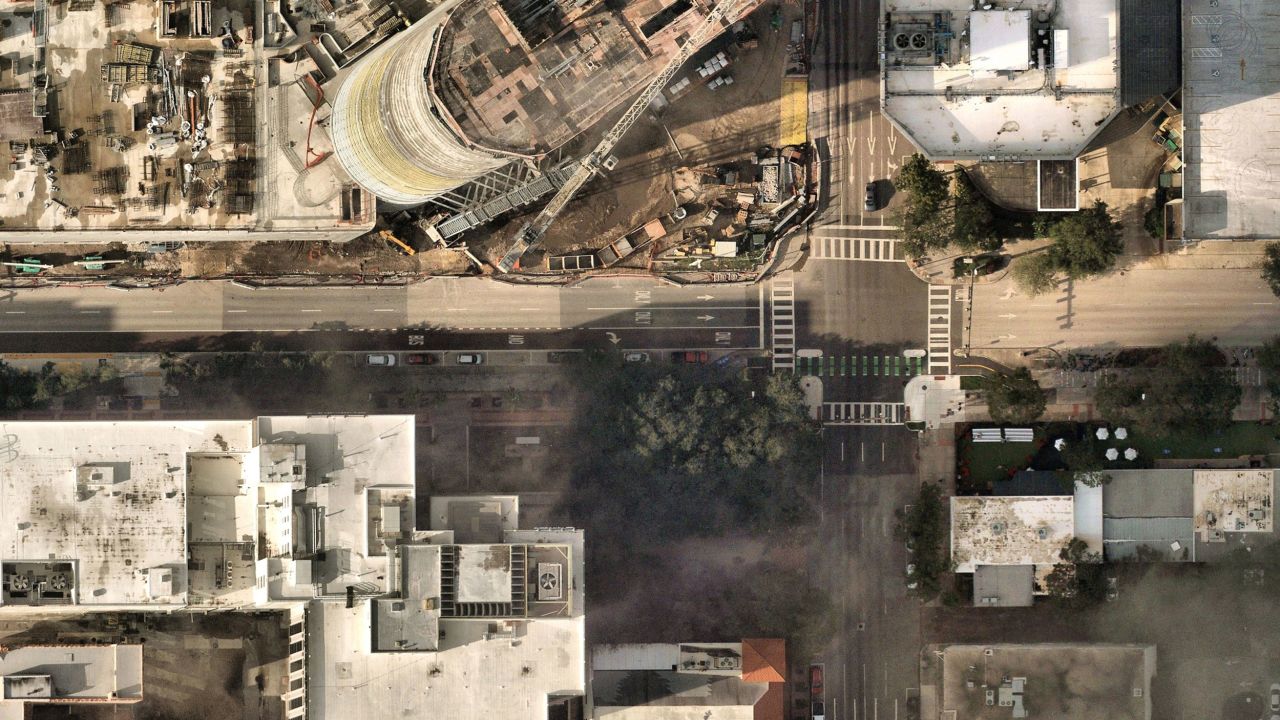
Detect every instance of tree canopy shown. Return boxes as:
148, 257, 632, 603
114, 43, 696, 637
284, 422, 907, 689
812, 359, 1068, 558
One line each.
891, 156, 998, 258
1094, 336, 1242, 437
1047, 201, 1124, 279
1262, 242, 1280, 297
894, 481, 949, 600
560, 362, 823, 591
952, 172, 998, 252
1259, 335, 1280, 414
1010, 253, 1059, 296
979, 367, 1047, 424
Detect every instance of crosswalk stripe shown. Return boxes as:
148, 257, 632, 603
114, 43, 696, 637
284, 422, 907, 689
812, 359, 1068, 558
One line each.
927, 285, 953, 375
809, 234, 903, 262
824, 401, 907, 425
771, 275, 796, 371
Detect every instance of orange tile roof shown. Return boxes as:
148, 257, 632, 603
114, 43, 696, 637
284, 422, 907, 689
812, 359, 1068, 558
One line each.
741, 638, 786, 684
753, 680, 786, 720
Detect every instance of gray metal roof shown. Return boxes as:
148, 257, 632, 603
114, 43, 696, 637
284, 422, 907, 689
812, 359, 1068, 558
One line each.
372, 544, 442, 652
1102, 470, 1194, 518
1118, 0, 1180, 106
972, 564, 1035, 608
1103, 517, 1194, 561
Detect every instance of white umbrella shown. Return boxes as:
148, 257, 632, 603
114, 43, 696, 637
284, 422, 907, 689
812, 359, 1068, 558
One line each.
1096, 427, 1110, 440
1115, 427, 1128, 440
1105, 448, 1119, 461
1054, 438, 1067, 451
1124, 448, 1138, 461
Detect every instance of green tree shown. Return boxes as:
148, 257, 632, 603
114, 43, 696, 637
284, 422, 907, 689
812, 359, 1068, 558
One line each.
1042, 538, 1104, 609
952, 172, 998, 252
1010, 253, 1059, 296
1047, 201, 1124, 279
1094, 336, 1242, 437
979, 367, 1047, 424
894, 481, 950, 600
1262, 242, 1280, 297
893, 154, 952, 260
0, 360, 40, 411
1258, 335, 1280, 413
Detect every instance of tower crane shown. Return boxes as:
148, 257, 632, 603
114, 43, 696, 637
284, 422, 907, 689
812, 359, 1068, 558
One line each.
496, 0, 745, 272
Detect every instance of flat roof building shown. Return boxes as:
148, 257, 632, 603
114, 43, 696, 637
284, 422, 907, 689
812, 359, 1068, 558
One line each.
0, 0, 374, 242
591, 638, 786, 720
881, 0, 1121, 161
0, 644, 143, 720
1, 416, 588, 720
924, 643, 1156, 720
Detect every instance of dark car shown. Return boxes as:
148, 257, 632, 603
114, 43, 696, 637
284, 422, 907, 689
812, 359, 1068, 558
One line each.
405, 353, 437, 365
863, 182, 878, 211
671, 351, 710, 364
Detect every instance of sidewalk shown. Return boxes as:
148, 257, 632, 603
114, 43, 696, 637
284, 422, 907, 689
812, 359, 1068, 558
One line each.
907, 237, 1054, 286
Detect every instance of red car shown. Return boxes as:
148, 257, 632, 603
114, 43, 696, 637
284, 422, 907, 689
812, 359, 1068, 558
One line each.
671, 351, 710, 364
405, 353, 438, 365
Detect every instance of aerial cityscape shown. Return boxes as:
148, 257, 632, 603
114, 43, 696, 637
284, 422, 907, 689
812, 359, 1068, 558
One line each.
1, 0, 1279, 719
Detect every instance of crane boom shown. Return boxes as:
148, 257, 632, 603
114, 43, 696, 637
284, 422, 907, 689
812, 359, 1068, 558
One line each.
496, 0, 742, 272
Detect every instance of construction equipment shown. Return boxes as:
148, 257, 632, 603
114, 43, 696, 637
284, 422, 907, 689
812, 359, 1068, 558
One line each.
495, 0, 744, 272
379, 229, 416, 256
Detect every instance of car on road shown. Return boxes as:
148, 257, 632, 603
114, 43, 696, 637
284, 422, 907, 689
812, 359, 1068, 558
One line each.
671, 351, 710, 364
366, 353, 396, 367
905, 562, 918, 590
624, 352, 649, 363
1270, 683, 1280, 713
456, 353, 484, 365
1105, 576, 1118, 602
864, 182, 878, 211
405, 353, 437, 365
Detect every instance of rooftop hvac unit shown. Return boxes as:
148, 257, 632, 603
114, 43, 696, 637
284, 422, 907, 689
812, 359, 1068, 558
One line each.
536, 562, 563, 601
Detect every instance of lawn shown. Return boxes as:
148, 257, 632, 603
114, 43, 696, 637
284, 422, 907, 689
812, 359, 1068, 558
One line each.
1114, 422, 1280, 462
956, 425, 1049, 493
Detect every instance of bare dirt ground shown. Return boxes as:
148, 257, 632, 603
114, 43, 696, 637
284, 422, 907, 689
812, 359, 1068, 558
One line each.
469, 1, 804, 262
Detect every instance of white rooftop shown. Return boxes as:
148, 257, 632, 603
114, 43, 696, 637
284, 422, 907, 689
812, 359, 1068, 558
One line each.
1194, 469, 1275, 536
309, 602, 585, 720
1182, 0, 1280, 239
969, 10, 1031, 71
0, 420, 254, 607
950, 495, 1077, 573
0, 644, 142, 708
883, 0, 1120, 159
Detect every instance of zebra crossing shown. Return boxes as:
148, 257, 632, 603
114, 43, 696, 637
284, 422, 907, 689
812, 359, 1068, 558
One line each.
793, 354, 926, 378
770, 274, 796, 371
927, 285, 953, 375
808, 234, 903, 262
824, 401, 907, 425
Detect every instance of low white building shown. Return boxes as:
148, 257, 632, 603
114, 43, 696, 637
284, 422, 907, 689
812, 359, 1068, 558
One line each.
0, 418, 586, 720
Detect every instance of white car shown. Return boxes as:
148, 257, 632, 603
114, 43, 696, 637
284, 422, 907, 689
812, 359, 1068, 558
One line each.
456, 353, 484, 365
624, 352, 650, 363
905, 563, 918, 590
1270, 683, 1280, 713
366, 353, 396, 367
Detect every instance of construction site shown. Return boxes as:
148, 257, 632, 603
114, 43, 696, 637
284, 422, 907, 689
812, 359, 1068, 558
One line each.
0, 0, 810, 278
0, 0, 378, 245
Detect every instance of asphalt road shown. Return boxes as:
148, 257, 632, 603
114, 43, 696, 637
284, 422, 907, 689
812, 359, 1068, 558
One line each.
803, 0, 928, 717
969, 267, 1280, 351
0, 278, 766, 352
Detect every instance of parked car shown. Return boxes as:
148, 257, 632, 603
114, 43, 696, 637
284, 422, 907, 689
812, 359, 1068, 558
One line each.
905, 562, 918, 590
624, 352, 650, 363
671, 350, 710, 364
405, 353, 437, 365
1105, 576, 1118, 602
456, 353, 484, 365
864, 182, 878, 211
365, 353, 396, 367
1270, 683, 1280, 713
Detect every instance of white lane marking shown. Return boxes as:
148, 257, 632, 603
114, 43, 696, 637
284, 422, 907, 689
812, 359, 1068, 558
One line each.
373, 308, 395, 312
4, 311, 26, 314
226, 309, 247, 313
151, 310, 173, 314
300, 309, 321, 313
79, 310, 101, 314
